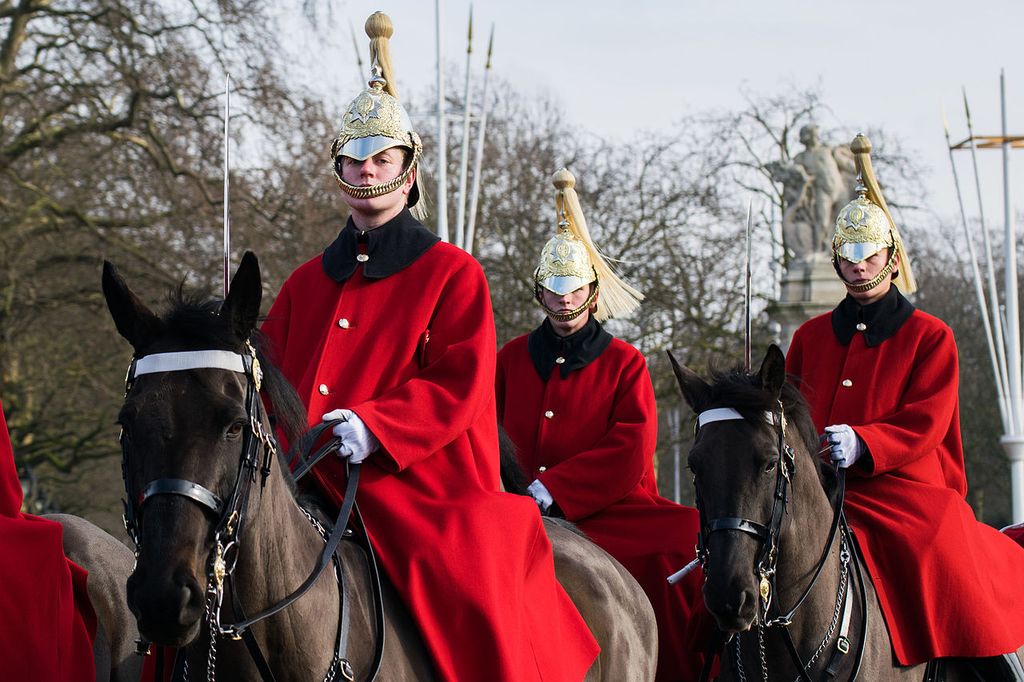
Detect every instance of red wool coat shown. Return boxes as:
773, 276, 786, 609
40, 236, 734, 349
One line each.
262, 221, 598, 681
787, 308, 1024, 664
497, 332, 711, 682
0, 398, 96, 681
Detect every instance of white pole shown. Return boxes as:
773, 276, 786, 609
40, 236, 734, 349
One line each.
454, 6, 473, 249
464, 24, 493, 256
944, 110, 1010, 428
223, 74, 231, 298
964, 89, 1012, 422
434, 0, 449, 242
998, 69, 1024, 522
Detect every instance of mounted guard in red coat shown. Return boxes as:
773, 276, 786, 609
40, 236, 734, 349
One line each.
496, 169, 711, 681
786, 134, 1024, 677
260, 14, 598, 681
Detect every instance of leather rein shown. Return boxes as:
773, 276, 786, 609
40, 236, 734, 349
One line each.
120, 342, 384, 682
693, 404, 868, 682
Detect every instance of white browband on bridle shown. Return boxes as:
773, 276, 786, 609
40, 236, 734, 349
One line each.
696, 407, 781, 429
134, 350, 246, 376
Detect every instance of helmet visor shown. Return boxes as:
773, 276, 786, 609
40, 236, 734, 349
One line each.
338, 135, 410, 161
836, 241, 888, 264
538, 275, 594, 296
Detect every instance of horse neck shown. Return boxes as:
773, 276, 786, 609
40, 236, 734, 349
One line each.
222, 451, 339, 678
769, 442, 849, 655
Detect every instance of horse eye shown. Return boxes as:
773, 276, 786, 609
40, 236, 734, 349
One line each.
226, 420, 245, 439
764, 461, 777, 473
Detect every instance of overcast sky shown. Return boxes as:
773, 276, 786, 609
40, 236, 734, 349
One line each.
280, 0, 1024, 230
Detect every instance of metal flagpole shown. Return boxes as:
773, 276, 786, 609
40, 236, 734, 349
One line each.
434, 0, 449, 242
744, 202, 752, 371
998, 70, 1024, 521
944, 108, 1009, 427
964, 89, 1012, 422
223, 74, 231, 298
950, 75, 1024, 522
464, 24, 494, 256
454, 6, 473, 249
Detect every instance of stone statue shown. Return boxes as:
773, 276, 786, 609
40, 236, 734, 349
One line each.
767, 125, 857, 262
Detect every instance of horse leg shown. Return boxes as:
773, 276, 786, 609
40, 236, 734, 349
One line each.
50, 514, 143, 682
544, 518, 658, 682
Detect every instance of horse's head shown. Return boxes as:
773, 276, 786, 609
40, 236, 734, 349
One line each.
670, 346, 832, 634
103, 252, 273, 646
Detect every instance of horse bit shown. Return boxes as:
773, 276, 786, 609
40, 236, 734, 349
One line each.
120, 342, 363, 682
692, 404, 864, 682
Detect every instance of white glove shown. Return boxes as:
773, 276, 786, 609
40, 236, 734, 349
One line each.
824, 424, 863, 469
527, 479, 555, 513
321, 409, 379, 464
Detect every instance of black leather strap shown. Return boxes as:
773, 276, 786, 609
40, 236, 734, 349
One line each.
140, 479, 224, 516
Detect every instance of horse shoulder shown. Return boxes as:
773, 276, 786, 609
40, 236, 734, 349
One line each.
48, 513, 142, 682
543, 517, 658, 681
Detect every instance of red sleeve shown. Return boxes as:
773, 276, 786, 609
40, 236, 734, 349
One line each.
853, 324, 959, 475
352, 261, 496, 472
539, 350, 657, 521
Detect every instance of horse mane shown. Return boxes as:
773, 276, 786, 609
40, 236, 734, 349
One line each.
702, 365, 836, 494
148, 290, 309, 449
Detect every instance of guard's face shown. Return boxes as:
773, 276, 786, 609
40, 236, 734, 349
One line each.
338, 148, 414, 221
837, 249, 899, 304
540, 284, 595, 336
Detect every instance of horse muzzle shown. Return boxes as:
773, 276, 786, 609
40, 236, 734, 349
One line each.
127, 561, 206, 646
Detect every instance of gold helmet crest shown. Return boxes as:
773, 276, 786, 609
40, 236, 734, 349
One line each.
534, 169, 644, 322
832, 134, 917, 294
330, 12, 424, 208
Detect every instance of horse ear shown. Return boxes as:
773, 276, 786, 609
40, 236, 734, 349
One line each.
757, 344, 787, 401
668, 350, 711, 412
221, 251, 262, 340
102, 261, 160, 351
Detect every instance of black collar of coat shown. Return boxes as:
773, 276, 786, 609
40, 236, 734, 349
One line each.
322, 208, 440, 283
831, 285, 915, 347
527, 316, 613, 381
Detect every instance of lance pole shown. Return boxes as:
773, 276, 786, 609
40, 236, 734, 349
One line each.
944, 108, 1009, 427
349, 20, 365, 90
744, 201, 752, 371
223, 74, 231, 298
464, 23, 493, 255
434, 0, 449, 241
454, 6, 473, 249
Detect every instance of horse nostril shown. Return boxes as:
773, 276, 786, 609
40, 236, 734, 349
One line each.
174, 572, 204, 626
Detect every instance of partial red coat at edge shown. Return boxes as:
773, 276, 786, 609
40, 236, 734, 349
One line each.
787, 309, 1024, 664
261, 241, 599, 681
0, 398, 97, 682
497, 333, 714, 682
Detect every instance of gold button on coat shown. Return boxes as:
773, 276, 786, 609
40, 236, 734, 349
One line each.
356, 254, 369, 263
538, 466, 547, 473
318, 383, 329, 395
841, 379, 853, 387
338, 318, 350, 329
544, 410, 554, 419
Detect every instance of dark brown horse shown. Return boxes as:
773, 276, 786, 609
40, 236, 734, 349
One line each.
103, 252, 656, 681
670, 345, 1022, 681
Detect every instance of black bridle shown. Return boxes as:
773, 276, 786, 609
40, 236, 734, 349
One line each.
120, 342, 380, 682
692, 404, 867, 682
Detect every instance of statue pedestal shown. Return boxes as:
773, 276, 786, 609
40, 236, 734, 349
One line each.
768, 254, 846, 352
